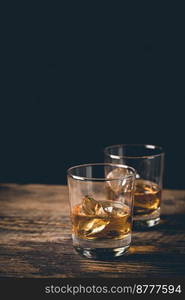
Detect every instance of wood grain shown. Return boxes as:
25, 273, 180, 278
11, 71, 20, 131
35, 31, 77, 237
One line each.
0, 184, 185, 278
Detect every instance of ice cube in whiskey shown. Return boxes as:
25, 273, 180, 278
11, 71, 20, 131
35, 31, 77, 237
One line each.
71, 196, 132, 241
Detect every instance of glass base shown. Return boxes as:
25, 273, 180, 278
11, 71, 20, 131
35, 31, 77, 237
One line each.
133, 217, 160, 229
133, 208, 160, 229
72, 234, 131, 259
74, 245, 130, 260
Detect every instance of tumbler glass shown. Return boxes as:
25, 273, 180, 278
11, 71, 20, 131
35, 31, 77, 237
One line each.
104, 144, 165, 228
67, 163, 136, 259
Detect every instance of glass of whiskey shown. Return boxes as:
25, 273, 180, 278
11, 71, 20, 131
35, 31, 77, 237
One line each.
67, 163, 135, 259
104, 144, 165, 228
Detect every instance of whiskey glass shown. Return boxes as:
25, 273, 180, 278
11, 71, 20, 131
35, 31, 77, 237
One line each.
67, 163, 135, 259
104, 144, 165, 228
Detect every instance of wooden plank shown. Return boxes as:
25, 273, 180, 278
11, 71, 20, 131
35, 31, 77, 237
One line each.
0, 184, 185, 278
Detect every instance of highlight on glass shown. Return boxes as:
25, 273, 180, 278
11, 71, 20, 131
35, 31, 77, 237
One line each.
67, 163, 136, 259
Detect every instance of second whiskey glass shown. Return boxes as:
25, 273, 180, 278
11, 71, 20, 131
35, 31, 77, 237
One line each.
104, 144, 165, 228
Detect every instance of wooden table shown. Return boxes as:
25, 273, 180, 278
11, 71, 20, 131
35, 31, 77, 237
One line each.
0, 184, 185, 278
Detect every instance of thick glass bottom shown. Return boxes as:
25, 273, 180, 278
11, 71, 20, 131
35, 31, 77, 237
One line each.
133, 208, 160, 228
133, 217, 160, 229
74, 245, 130, 259
72, 234, 131, 259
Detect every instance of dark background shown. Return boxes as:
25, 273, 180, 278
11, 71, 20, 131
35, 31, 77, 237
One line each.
1, 3, 185, 188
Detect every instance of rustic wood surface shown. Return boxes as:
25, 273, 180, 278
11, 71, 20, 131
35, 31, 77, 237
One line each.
0, 184, 185, 278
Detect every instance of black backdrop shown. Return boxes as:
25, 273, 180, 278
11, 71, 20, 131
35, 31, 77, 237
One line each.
1, 3, 185, 189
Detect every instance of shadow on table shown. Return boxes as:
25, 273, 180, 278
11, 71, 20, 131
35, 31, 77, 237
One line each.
133, 214, 185, 233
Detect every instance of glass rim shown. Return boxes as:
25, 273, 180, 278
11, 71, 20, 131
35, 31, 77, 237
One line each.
104, 144, 165, 159
67, 163, 136, 181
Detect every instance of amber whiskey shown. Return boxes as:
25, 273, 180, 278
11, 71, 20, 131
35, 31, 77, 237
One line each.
134, 179, 161, 216
71, 196, 132, 240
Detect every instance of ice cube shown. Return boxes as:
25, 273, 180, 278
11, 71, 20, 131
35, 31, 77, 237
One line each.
80, 218, 110, 237
104, 205, 113, 213
102, 201, 130, 217
106, 167, 129, 193
82, 195, 107, 216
